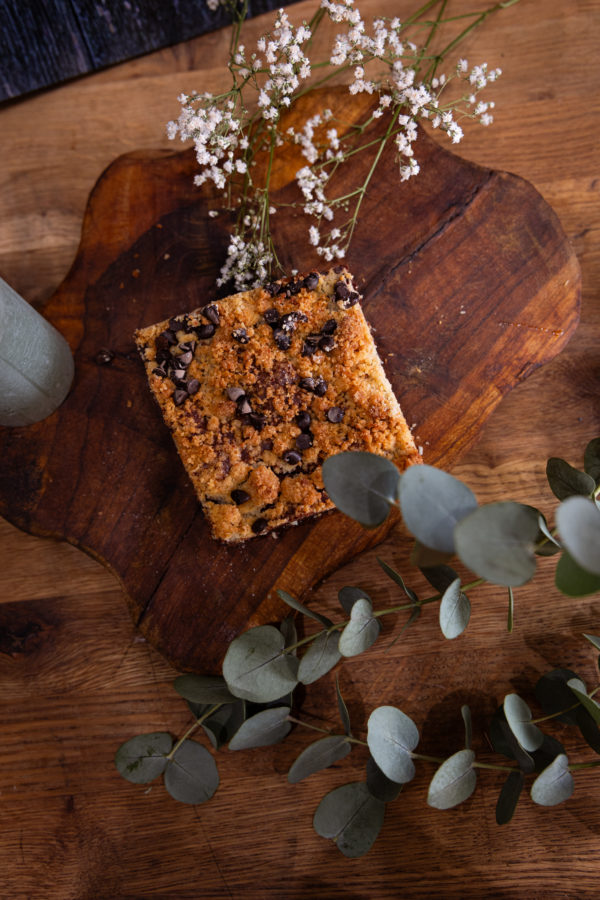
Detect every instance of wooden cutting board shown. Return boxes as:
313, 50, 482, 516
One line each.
0, 89, 580, 673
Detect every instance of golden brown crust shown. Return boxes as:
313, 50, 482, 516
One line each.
134, 268, 420, 541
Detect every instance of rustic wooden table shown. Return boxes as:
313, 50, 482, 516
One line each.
0, 1, 598, 897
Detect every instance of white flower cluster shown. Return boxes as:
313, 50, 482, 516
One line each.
254, 9, 312, 124
217, 232, 273, 291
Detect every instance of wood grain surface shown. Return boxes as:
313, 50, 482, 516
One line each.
0, 1, 599, 897
0, 86, 579, 673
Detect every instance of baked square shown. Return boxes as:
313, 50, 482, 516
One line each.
135, 268, 420, 542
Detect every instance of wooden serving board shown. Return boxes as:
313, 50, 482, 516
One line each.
0, 90, 580, 673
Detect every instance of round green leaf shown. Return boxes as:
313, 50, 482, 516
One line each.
427, 749, 477, 810
313, 782, 385, 858
546, 457, 595, 501
288, 735, 351, 783
454, 502, 540, 587
439, 578, 470, 639
489, 707, 535, 772
173, 675, 236, 705
556, 496, 600, 575
163, 740, 219, 804
201, 700, 246, 750
535, 668, 583, 726
377, 557, 419, 603
222, 625, 299, 703
503, 693, 544, 752
530, 754, 573, 806
321, 451, 400, 528
398, 464, 478, 554
114, 732, 173, 784
367, 706, 419, 784
298, 631, 342, 685
555, 549, 600, 596
584, 633, 600, 652
365, 756, 403, 802
496, 770, 524, 825
228, 706, 291, 750
338, 597, 380, 658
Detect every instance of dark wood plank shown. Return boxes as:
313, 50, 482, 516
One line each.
0, 88, 579, 672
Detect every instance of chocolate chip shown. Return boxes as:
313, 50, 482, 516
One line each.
344, 291, 360, 308
321, 318, 338, 334
327, 406, 345, 423
155, 347, 170, 365
333, 265, 346, 274
195, 323, 216, 339
179, 340, 196, 353
248, 412, 266, 430
334, 281, 349, 301
303, 272, 320, 290
202, 304, 220, 325
283, 449, 302, 465
232, 328, 249, 344
264, 308, 280, 326
187, 378, 200, 395
301, 341, 317, 357
237, 397, 252, 416
273, 329, 291, 350
280, 313, 298, 332
264, 283, 279, 296
296, 431, 313, 450
251, 517, 268, 534
261, 439, 274, 451
95, 348, 114, 365
319, 335, 335, 352
169, 317, 186, 332
313, 377, 328, 397
173, 389, 188, 406
296, 410, 311, 431
159, 329, 178, 347
227, 386, 245, 401
299, 377, 315, 392
152, 366, 166, 378
177, 350, 193, 367
231, 489, 250, 505
288, 280, 302, 295
170, 367, 187, 382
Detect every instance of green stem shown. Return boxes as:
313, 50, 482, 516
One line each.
166, 704, 222, 759
287, 716, 334, 736
569, 759, 600, 771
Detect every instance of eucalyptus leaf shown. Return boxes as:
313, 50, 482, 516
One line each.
503, 694, 544, 752
546, 457, 595, 501
277, 589, 333, 628
338, 585, 370, 615
555, 550, 600, 597
338, 597, 381, 658
163, 740, 219, 805
228, 706, 291, 750
114, 732, 173, 784
584, 633, 600, 652
298, 631, 342, 685
398, 464, 478, 554
567, 678, 600, 725
574, 706, 600, 754
365, 756, 403, 802
201, 700, 246, 750
376, 557, 419, 603
530, 733, 567, 773
427, 749, 477, 810
462, 705, 472, 750
535, 668, 583, 725
279, 615, 297, 651
439, 578, 470, 639
420, 564, 461, 593
496, 770, 524, 825
367, 706, 419, 784
313, 782, 385, 858
535, 514, 561, 557
322, 452, 400, 528
173, 675, 236, 706
454, 502, 540, 587
530, 754, 573, 806
556, 496, 600, 575
583, 437, 600, 484
336, 677, 352, 736
288, 735, 351, 783
507, 586, 514, 633
488, 707, 535, 772
222, 625, 299, 703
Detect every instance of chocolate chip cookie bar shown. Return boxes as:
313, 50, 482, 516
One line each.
134, 268, 420, 542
